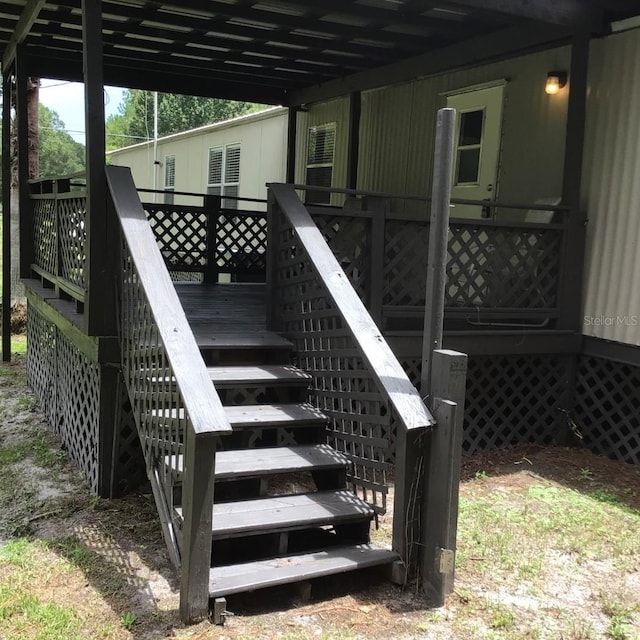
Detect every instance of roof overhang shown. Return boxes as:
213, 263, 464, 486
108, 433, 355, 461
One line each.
1, 0, 639, 106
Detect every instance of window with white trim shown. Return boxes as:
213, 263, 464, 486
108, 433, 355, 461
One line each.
207, 144, 241, 209
164, 155, 175, 205
305, 123, 336, 205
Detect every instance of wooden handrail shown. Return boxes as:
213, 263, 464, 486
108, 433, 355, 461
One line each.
106, 165, 232, 437
270, 182, 435, 432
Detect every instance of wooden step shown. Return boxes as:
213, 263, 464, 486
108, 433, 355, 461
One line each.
192, 327, 293, 351
207, 364, 311, 388
175, 490, 374, 540
165, 444, 351, 480
209, 544, 399, 598
149, 402, 327, 429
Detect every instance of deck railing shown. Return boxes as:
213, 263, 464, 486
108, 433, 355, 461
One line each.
267, 183, 435, 516
106, 166, 232, 623
137, 187, 567, 329
29, 176, 88, 302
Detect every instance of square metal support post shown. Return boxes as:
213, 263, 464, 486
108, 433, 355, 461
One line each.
2, 70, 12, 361
82, 0, 112, 337
286, 108, 298, 184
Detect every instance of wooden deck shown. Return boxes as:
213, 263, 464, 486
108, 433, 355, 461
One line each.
176, 283, 291, 351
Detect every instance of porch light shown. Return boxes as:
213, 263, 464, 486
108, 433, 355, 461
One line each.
545, 71, 567, 95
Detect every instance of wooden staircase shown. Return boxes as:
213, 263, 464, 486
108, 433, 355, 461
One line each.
165, 318, 399, 610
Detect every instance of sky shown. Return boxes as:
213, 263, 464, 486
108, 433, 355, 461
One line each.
38, 79, 127, 144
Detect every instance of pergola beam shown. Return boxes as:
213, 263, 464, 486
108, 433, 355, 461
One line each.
2, 0, 45, 69
447, 0, 604, 31
288, 21, 571, 106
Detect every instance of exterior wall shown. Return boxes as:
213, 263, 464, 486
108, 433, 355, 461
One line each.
294, 97, 350, 205
356, 47, 570, 218
108, 107, 288, 207
582, 28, 640, 346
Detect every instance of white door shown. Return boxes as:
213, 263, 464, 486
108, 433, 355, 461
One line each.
446, 84, 505, 219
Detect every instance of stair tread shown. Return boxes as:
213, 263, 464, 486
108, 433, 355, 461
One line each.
149, 402, 327, 428
165, 444, 350, 479
175, 490, 374, 539
209, 544, 399, 597
207, 364, 311, 386
192, 327, 293, 350
224, 402, 327, 428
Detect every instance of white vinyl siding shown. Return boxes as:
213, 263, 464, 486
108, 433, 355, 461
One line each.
305, 123, 336, 204
208, 144, 241, 209
164, 155, 175, 204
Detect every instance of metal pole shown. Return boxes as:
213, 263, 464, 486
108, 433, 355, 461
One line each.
421, 107, 456, 398
2, 72, 12, 362
152, 91, 158, 203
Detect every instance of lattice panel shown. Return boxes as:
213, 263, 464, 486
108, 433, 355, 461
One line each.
447, 224, 562, 309
111, 373, 146, 496
120, 236, 189, 497
464, 355, 569, 455
383, 220, 429, 306
32, 198, 57, 276
574, 355, 640, 464
58, 196, 87, 290
313, 214, 371, 304
145, 204, 208, 272
26, 305, 57, 426
56, 332, 101, 494
215, 212, 267, 276
272, 210, 389, 514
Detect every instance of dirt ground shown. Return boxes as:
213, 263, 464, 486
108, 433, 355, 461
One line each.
1, 354, 639, 639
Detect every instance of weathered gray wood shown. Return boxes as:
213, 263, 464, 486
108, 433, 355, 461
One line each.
207, 364, 311, 386
179, 429, 218, 623
166, 443, 350, 480
421, 107, 455, 396
209, 544, 399, 598
106, 166, 232, 437
193, 331, 292, 350
422, 349, 467, 605
150, 402, 326, 430
176, 490, 374, 539
368, 197, 387, 326
2, 70, 12, 362
270, 182, 434, 433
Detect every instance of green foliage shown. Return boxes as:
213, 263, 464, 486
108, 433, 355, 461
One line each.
38, 104, 85, 178
106, 90, 265, 150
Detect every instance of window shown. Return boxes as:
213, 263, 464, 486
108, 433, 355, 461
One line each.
164, 155, 175, 205
454, 109, 484, 185
207, 144, 241, 209
305, 123, 336, 205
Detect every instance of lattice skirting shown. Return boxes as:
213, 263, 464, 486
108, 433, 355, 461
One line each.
398, 353, 571, 456
26, 304, 143, 496
574, 354, 640, 465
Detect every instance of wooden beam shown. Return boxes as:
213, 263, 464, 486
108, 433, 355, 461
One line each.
2, 0, 46, 69
558, 32, 590, 333
346, 92, 361, 190
15, 45, 34, 280
286, 108, 298, 184
448, 0, 604, 30
288, 22, 572, 106
82, 0, 111, 336
2, 70, 12, 361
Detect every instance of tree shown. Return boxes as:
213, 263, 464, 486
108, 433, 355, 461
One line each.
106, 90, 265, 150
37, 105, 85, 177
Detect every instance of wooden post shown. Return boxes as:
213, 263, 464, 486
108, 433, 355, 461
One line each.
421, 349, 467, 604
16, 45, 34, 281
82, 0, 111, 336
179, 431, 217, 623
367, 197, 387, 327
265, 189, 279, 331
286, 107, 298, 184
421, 108, 455, 396
346, 91, 361, 190
204, 194, 221, 284
2, 70, 12, 361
